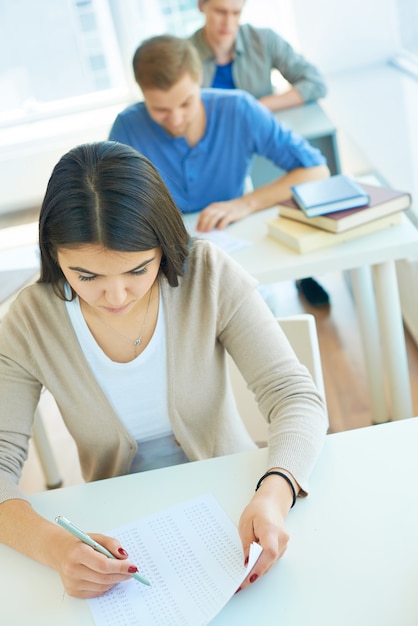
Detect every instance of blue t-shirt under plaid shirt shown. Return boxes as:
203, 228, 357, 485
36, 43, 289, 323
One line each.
212, 62, 235, 89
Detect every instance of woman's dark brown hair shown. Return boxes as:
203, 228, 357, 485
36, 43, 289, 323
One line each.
38, 141, 190, 299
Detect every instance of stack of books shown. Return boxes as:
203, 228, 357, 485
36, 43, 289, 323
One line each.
267, 175, 412, 254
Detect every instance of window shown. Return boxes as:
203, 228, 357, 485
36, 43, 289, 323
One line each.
0, 0, 128, 127
159, 0, 201, 36
0, 0, 287, 129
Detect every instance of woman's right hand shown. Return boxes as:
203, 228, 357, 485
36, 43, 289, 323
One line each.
57, 532, 141, 598
0, 500, 143, 599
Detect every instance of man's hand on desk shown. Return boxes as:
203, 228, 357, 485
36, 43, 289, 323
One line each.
195, 198, 253, 232
195, 165, 330, 233
237, 470, 298, 590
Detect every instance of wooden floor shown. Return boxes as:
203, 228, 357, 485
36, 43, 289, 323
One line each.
277, 272, 418, 432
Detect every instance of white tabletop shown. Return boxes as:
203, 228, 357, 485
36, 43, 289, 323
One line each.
227, 208, 418, 284
2, 418, 418, 625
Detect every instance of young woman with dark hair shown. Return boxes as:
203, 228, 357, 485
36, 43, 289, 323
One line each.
0, 141, 327, 599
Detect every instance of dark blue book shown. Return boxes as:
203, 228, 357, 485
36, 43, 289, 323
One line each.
291, 175, 370, 217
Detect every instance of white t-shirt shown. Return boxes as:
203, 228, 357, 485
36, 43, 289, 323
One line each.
65, 289, 171, 442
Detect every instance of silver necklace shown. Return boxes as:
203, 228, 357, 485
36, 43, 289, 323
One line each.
90, 283, 154, 355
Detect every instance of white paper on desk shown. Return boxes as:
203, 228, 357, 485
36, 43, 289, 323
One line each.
87, 493, 262, 626
194, 229, 251, 254
182, 214, 251, 254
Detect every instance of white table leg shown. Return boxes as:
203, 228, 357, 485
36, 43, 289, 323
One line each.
350, 266, 388, 423
372, 261, 413, 420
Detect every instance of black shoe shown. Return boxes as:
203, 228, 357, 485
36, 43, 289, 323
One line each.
296, 278, 330, 307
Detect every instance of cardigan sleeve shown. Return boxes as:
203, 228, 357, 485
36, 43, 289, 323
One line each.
183, 241, 328, 493
0, 285, 137, 503
0, 297, 44, 501
219, 272, 328, 493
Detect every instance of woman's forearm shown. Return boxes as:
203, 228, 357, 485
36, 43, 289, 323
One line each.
0, 498, 66, 568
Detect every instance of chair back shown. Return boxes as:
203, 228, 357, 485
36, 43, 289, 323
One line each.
227, 314, 327, 443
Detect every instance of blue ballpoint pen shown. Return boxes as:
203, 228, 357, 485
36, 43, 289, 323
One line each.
55, 515, 151, 586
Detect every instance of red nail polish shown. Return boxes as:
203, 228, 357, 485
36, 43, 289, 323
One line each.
235, 587, 242, 594
249, 573, 258, 584
244, 556, 249, 566
128, 566, 138, 574
118, 548, 128, 556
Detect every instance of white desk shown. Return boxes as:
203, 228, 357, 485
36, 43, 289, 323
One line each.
0, 239, 40, 313
1, 418, 418, 625
226, 208, 418, 423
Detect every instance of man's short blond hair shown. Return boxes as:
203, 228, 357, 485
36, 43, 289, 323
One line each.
133, 35, 202, 91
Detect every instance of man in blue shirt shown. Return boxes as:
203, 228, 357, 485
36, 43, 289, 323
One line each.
109, 35, 328, 230
190, 0, 331, 306
109, 35, 329, 297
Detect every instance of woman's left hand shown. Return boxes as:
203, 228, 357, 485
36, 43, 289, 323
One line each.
237, 472, 296, 590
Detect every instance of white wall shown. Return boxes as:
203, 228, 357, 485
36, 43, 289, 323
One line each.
243, 0, 401, 73
291, 0, 401, 74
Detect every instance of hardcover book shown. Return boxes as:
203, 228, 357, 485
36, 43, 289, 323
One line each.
279, 183, 411, 233
291, 175, 370, 217
266, 211, 403, 254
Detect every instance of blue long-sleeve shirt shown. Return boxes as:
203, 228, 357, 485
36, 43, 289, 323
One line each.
109, 89, 325, 213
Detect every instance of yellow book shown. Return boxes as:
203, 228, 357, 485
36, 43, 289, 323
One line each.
278, 183, 411, 233
266, 212, 403, 254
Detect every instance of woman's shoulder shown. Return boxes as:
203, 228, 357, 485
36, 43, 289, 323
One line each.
0, 283, 70, 357
5, 282, 65, 324
12, 281, 55, 303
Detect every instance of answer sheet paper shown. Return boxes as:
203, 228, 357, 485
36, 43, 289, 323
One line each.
182, 213, 251, 254
87, 493, 262, 626
195, 229, 252, 254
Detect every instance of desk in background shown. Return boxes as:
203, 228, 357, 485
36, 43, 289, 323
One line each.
0, 267, 37, 302
1, 418, 418, 625
244, 100, 413, 422
0, 227, 40, 316
227, 209, 418, 423
251, 101, 341, 189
